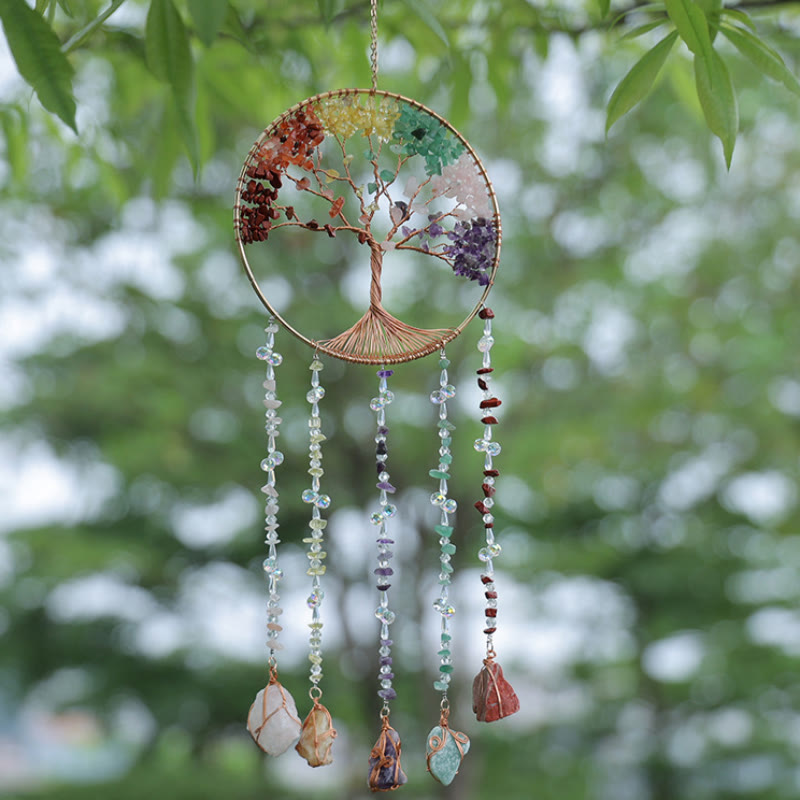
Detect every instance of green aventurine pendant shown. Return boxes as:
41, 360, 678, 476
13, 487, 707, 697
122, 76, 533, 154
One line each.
426, 713, 470, 786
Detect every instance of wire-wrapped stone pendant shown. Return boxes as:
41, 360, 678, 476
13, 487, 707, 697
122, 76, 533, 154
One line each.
426, 714, 470, 786
247, 676, 302, 756
296, 700, 337, 767
472, 658, 520, 723
368, 717, 407, 792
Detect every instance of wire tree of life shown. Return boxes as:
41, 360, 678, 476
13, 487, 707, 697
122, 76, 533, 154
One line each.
234, 90, 501, 364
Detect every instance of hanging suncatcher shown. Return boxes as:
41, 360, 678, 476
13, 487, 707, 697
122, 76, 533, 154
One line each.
234, 1, 519, 790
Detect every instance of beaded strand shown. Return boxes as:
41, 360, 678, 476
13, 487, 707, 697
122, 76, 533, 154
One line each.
469, 306, 520, 725
256, 320, 286, 660
301, 356, 330, 692
428, 350, 458, 696
472, 308, 503, 657
370, 368, 398, 709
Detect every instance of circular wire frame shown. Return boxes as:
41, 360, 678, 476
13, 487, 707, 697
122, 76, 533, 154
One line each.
234, 88, 501, 365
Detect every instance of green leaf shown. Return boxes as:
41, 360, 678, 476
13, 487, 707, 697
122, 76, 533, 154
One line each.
187, 0, 227, 48
621, 19, 668, 41
607, 31, 678, 132
720, 7, 756, 31
694, 48, 738, 168
316, 0, 337, 26
221, 3, 256, 53
56, 0, 73, 16
173, 88, 199, 177
664, 0, 712, 59
720, 24, 800, 97
145, 0, 193, 95
402, 0, 449, 47
0, 0, 77, 131
597, 0, 610, 18
1, 107, 28, 183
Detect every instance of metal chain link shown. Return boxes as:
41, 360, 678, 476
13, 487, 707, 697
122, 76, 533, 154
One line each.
370, 0, 379, 91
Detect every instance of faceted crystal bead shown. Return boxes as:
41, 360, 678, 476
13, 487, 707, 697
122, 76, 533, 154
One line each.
260, 452, 284, 471
430, 492, 446, 507
256, 346, 271, 360
375, 607, 396, 624
443, 499, 457, 514
430, 390, 445, 404
383, 504, 397, 518
370, 397, 385, 411
267, 352, 284, 366
488, 543, 503, 558
380, 390, 395, 404
433, 599, 456, 618
308, 467, 324, 478
378, 471, 390, 483
371, 512, 384, 525
473, 439, 488, 452
302, 489, 317, 504
307, 589, 325, 608
262, 558, 283, 578
487, 442, 502, 456
306, 387, 326, 403
477, 548, 493, 563
442, 384, 456, 399
315, 494, 331, 509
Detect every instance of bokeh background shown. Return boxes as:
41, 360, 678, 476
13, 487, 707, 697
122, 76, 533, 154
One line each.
3, 1, 800, 798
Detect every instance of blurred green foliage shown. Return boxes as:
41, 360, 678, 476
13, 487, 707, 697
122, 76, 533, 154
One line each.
2, 1, 800, 799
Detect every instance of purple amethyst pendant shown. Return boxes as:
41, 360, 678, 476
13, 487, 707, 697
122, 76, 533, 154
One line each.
368, 718, 407, 792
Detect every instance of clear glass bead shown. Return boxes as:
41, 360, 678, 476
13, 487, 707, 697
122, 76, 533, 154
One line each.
267, 352, 284, 366
443, 499, 457, 514
374, 607, 396, 624
430, 390, 445, 405
370, 397, 385, 411
302, 489, 317, 504
477, 335, 494, 352
488, 542, 503, 558
482, 513, 494, 525
478, 547, 492, 562
256, 346, 271, 360
383, 504, 397, 518
379, 646, 391, 657
433, 599, 456, 618
484, 497, 495, 509
262, 558, 283, 578
307, 589, 325, 608
430, 492, 446, 507
380, 679, 393, 689
306, 386, 326, 403
380, 390, 395, 404
378, 471, 390, 483
473, 439, 488, 452
487, 442, 502, 456
442, 384, 456, 399
370, 512, 384, 525
315, 494, 331, 509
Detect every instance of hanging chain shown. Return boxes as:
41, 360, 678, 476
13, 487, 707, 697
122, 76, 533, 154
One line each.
370, 0, 379, 91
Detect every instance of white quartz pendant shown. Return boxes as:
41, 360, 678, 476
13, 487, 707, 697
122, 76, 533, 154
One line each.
247, 680, 302, 756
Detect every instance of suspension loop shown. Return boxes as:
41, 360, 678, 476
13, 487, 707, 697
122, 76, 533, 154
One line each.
370, 0, 379, 92
380, 702, 391, 720
309, 685, 323, 702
